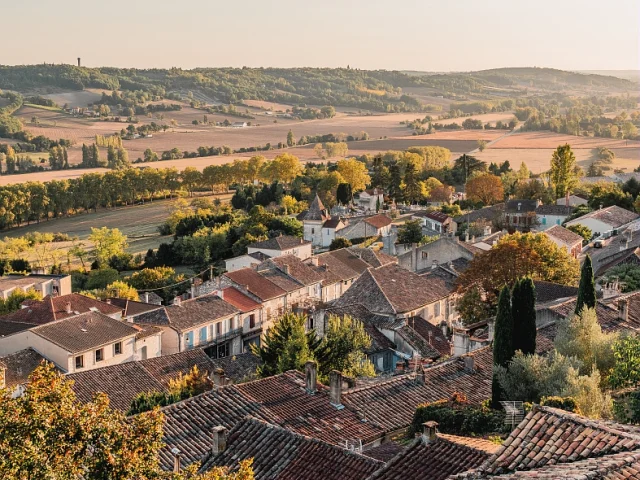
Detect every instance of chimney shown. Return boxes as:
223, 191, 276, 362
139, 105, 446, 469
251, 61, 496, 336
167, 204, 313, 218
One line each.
422, 421, 438, 444
191, 284, 196, 299
618, 299, 629, 322
105, 298, 111, 304
211, 426, 227, 454
565, 191, 570, 207
212, 368, 225, 387
329, 370, 343, 409
517, 202, 522, 211
65, 302, 72, 314
77, 57, 81, 67
463, 356, 475, 373
416, 365, 426, 386
217, 288, 225, 300
144, 292, 149, 303
395, 360, 405, 374
174, 297, 181, 306
171, 448, 181, 473
310, 257, 319, 267
283, 264, 291, 276
305, 361, 317, 394
487, 320, 495, 342
431, 260, 438, 270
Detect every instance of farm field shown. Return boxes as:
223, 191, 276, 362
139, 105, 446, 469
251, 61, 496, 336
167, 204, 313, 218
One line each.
14, 101, 515, 165
0, 129, 501, 185
2, 192, 233, 261
476, 131, 640, 174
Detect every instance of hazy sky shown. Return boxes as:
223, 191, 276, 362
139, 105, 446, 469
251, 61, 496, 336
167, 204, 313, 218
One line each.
3, 0, 639, 71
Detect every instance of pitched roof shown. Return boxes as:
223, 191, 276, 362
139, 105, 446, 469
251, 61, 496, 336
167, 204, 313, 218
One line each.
367, 433, 497, 480
535, 204, 574, 216
532, 280, 579, 304
364, 214, 393, 229
347, 246, 397, 268
220, 287, 261, 313
134, 295, 239, 332
107, 297, 162, 317
32, 311, 139, 354
323, 216, 345, 229
505, 200, 538, 213
156, 370, 385, 470
363, 442, 406, 462
68, 350, 261, 412
248, 235, 311, 251
0, 293, 121, 326
453, 204, 504, 224
69, 361, 165, 412
199, 417, 384, 479
267, 255, 324, 285
0, 348, 47, 388
568, 205, 640, 229
543, 224, 584, 246
454, 405, 640, 478
341, 348, 493, 434
414, 211, 451, 223
333, 264, 451, 315
224, 268, 286, 301
548, 292, 640, 333
256, 267, 303, 292
409, 316, 452, 357
297, 194, 330, 222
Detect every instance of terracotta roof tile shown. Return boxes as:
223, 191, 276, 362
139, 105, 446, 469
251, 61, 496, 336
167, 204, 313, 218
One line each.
364, 214, 393, 229
567, 205, 639, 229
225, 268, 286, 301
0, 348, 48, 388
156, 370, 385, 470
544, 225, 584, 246
0, 293, 121, 325
533, 280, 579, 304
32, 311, 138, 354
267, 255, 324, 286
107, 298, 163, 317
248, 235, 311, 250
220, 287, 261, 313
341, 348, 493, 434
199, 417, 383, 479
367, 434, 494, 480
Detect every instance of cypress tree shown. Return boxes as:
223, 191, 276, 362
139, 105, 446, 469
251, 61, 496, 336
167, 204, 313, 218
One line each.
512, 277, 537, 355
492, 285, 514, 408
575, 255, 596, 314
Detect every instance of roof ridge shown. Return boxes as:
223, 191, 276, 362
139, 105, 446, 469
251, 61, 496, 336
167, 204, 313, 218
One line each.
230, 416, 385, 465
366, 267, 398, 315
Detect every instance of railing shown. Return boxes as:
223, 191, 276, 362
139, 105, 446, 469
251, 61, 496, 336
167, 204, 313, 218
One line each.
190, 327, 243, 350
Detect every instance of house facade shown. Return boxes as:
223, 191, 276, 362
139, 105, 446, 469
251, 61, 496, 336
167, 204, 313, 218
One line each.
0, 274, 72, 300
565, 205, 640, 237
356, 188, 385, 212
535, 204, 573, 230
412, 211, 455, 234
504, 199, 540, 232
543, 225, 584, 258
297, 195, 331, 247
247, 235, 312, 260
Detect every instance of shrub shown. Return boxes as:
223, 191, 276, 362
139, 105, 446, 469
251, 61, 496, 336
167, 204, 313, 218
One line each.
409, 393, 506, 438
540, 396, 579, 413
85, 268, 120, 290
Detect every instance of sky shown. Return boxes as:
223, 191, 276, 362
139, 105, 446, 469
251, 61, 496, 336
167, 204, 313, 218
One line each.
2, 0, 639, 72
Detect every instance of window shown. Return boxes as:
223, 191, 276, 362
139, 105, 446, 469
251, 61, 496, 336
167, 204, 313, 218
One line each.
185, 331, 194, 349
556, 219, 561, 225
422, 251, 429, 259
75, 355, 84, 369
140, 346, 147, 360
307, 316, 314, 330
542, 217, 547, 225
311, 228, 315, 235
199, 326, 207, 343
249, 314, 256, 329
216, 322, 222, 336
95, 348, 104, 362
434, 302, 441, 317
114, 342, 122, 355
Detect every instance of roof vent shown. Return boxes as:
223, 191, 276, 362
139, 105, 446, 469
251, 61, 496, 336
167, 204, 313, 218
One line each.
80, 328, 88, 333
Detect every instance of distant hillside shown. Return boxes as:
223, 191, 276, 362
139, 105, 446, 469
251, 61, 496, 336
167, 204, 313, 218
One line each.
576, 70, 640, 83
0, 65, 635, 113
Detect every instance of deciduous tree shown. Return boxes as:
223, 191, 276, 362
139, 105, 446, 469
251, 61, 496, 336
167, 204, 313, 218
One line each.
550, 144, 579, 199
466, 173, 504, 205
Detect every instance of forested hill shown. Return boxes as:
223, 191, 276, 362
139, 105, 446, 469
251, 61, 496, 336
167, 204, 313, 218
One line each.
0, 65, 636, 113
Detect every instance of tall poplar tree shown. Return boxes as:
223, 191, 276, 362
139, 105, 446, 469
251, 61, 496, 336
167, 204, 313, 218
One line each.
511, 277, 537, 355
575, 254, 596, 314
492, 285, 515, 408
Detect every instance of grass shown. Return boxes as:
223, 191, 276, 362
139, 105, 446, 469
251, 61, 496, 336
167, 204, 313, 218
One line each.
23, 103, 63, 112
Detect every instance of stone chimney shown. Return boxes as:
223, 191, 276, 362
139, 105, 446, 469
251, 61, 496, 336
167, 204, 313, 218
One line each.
212, 368, 225, 386
310, 257, 319, 267
65, 302, 72, 314
191, 284, 196, 299
463, 355, 475, 373
618, 298, 629, 322
329, 370, 343, 409
105, 298, 111, 305
422, 421, 438, 444
416, 365, 426, 386
305, 361, 317, 394
144, 292, 149, 303
171, 448, 181, 473
211, 426, 227, 454
283, 264, 291, 276
173, 297, 181, 307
